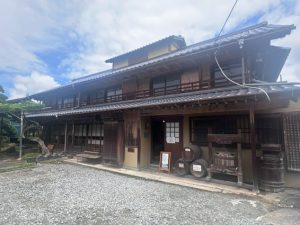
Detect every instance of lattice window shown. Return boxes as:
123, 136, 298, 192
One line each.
283, 113, 300, 171
166, 122, 180, 143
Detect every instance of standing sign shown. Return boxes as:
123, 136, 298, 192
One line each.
159, 152, 171, 174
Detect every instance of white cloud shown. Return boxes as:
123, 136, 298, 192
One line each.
0, 0, 299, 98
9, 72, 60, 99
60, 0, 293, 79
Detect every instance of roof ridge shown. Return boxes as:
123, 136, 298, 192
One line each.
187, 21, 269, 49
72, 69, 112, 82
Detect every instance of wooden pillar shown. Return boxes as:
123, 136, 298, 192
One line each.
64, 121, 68, 153
71, 122, 74, 145
250, 105, 259, 192
237, 129, 243, 186
117, 121, 124, 166
207, 128, 213, 180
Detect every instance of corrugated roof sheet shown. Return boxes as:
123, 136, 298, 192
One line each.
27, 22, 295, 99
26, 84, 299, 118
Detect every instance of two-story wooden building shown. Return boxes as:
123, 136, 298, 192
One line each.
24, 22, 300, 191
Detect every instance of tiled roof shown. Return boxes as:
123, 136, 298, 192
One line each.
28, 22, 295, 99
105, 35, 186, 63
26, 84, 299, 118
71, 22, 295, 84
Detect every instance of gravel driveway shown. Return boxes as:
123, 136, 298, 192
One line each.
0, 163, 273, 225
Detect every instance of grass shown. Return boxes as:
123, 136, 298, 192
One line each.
22, 152, 41, 159
0, 150, 39, 173
0, 162, 35, 173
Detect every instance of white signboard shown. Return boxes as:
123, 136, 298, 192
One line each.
166, 136, 176, 144
185, 148, 191, 152
193, 164, 202, 172
159, 152, 171, 173
178, 163, 184, 168
161, 153, 169, 168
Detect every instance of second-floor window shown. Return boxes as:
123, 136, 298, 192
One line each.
213, 62, 242, 87
106, 87, 122, 102
63, 97, 74, 108
89, 90, 105, 105
152, 74, 180, 95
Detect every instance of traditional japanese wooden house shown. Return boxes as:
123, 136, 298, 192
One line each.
23, 22, 300, 191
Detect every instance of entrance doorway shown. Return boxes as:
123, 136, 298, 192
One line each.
151, 118, 164, 164
151, 117, 183, 165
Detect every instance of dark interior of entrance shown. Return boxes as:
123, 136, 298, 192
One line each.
151, 118, 164, 164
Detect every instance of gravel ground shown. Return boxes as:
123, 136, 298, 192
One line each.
0, 163, 273, 225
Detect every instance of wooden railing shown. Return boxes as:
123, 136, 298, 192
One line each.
30, 76, 245, 113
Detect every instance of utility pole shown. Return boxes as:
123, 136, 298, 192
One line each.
18, 110, 23, 160
0, 113, 3, 150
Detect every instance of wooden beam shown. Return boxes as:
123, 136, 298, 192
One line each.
140, 99, 289, 116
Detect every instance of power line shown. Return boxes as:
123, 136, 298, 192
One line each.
216, 0, 239, 43
214, 0, 271, 102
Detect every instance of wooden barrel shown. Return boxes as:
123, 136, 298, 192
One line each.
182, 144, 201, 162
190, 159, 208, 178
259, 154, 285, 193
175, 159, 190, 176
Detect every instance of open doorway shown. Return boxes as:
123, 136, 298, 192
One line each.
151, 118, 164, 164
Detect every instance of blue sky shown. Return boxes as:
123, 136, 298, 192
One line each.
0, 0, 299, 99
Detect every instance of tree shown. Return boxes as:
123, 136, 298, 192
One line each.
0, 85, 48, 155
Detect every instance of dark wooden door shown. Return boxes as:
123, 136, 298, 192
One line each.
164, 117, 183, 165
103, 121, 118, 162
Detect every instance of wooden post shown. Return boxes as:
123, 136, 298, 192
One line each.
19, 111, 23, 159
250, 105, 259, 192
207, 128, 213, 180
71, 122, 74, 145
64, 121, 68, 153
237, 129, 243, 186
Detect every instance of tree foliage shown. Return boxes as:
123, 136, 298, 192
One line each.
0, 84, 44, 148
0, 85, 8, 103
0, 85, 44, 113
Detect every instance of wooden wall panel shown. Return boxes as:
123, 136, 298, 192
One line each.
122, 78, 137, 94
103, 121, 118, 162
181, 69, 200, 84
137, 77, 150, 91
200, 64, 211, 88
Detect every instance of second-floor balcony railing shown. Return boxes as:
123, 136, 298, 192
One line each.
40, 75, 244, 111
